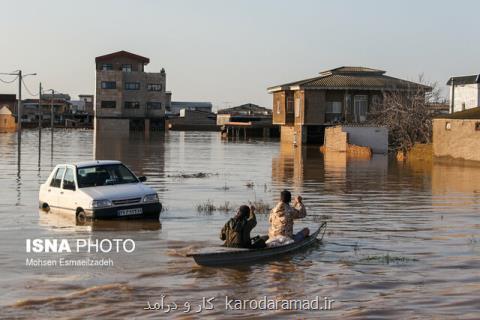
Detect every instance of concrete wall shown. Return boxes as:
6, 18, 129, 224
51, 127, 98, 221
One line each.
433, 118, 480, 162
324, 126, 348, 151
324, 125, 388, 154
342, 126, 388, 154
450, 84, 479, 113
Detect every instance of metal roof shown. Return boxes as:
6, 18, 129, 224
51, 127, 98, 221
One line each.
446, 75, 480, 85
268, 66, 430, 92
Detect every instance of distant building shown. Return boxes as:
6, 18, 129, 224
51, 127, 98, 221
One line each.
95, 50, 170, 135
447, 74, 480, 113
0, 106, 16, 132
216, 103, 272, 126
22, 98, 71, 123
433, 107, 480, 162
167, 109, 217, 131
79, 94, 94, 115
169, 101, 212, 115
0, 94, 17, 115
267, 66, 429, 144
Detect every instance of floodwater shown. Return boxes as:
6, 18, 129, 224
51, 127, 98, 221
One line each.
0, 129, 479, 319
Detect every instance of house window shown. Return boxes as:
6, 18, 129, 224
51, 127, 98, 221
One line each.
147, 84, 162, 91
101, 81, 116, 89
125, 82, 140, 90
146, 102, 162, 110
101, 64, 113, 71
276, 100, 280, 114
125, 101, 140, 109
101, 100, 116, 108
354, 95, 368, 122
445, 122, 451, 130
326, 101, 342, 122
294, 98, 300, 117
121, 64, 132, 72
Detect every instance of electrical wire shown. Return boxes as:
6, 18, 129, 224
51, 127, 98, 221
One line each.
0, 76, 19, 83
21, 78, 39, 96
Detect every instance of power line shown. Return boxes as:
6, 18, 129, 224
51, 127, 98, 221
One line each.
21, 78, 38, 96
0, 75, 19, 83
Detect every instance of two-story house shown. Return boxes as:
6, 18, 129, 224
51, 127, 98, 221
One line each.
95, 50, 171, 135
267, 66, 427, 144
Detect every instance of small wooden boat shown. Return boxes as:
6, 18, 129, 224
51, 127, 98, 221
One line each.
187, 222, 327, 267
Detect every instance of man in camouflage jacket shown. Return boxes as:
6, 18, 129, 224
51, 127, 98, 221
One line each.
268, 190, 307, 239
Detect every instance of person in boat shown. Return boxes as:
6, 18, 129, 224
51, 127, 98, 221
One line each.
220, 205, 260, 248
268, 190, 309, 242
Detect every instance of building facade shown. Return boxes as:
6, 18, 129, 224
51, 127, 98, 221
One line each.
447, 74, 480, 113
95, 50, 170, 135
433, 107, 480, 162
267, 66, 428, 144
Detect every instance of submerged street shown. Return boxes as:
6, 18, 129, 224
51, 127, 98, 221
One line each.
0, 129, 479, 319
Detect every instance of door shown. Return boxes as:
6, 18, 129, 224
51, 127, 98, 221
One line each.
60, 166, 78, 215
46, 166, 65, 210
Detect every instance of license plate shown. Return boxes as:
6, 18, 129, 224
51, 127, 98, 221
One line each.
117, 208, 143, 216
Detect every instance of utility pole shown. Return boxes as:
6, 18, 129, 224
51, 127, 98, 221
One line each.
38, 82, 42, 135
50, 89, 54, 130
18, 70, 22, 131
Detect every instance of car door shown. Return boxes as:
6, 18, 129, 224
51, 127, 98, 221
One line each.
59, 166, 78, 215
46, 166, 65, 210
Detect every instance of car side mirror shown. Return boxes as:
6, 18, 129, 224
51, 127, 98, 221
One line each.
138, 176, 147, 182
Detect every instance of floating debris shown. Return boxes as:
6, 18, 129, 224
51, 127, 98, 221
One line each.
245, 181, 255, 188
196, 200, 216, 213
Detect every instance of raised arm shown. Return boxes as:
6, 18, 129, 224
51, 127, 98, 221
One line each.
246, 207, 257, 231
292, 196, 306, 219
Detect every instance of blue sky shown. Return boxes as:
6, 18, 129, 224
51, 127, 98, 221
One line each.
1, 0, 478, 109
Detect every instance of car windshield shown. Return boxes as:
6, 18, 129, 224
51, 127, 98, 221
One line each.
77, 164, 138, 188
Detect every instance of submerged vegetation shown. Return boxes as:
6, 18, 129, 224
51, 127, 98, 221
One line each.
168, 172, 218, 179
195, 199, 272, 214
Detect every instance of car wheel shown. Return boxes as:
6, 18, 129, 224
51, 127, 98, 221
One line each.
76, 209, 87, 224
42, 203, 50, 212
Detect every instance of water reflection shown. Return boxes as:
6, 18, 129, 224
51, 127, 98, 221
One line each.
38, 210, 161, 231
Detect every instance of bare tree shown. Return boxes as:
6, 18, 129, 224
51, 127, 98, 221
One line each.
368, 75, 441, 155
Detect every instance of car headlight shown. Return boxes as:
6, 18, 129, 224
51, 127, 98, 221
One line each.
91, 199, 112, 208
143, 194, 159, 203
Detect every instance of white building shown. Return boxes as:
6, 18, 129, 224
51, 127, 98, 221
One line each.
447, 74, 480, 113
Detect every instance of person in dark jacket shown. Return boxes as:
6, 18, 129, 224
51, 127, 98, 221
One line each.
220, 205, 257, 248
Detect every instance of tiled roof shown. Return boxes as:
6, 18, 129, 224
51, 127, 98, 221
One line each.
446, 75, 480, 85
437, 107, 480, 119
268, 66, 429, 91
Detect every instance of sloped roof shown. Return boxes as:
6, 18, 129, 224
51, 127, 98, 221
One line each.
446, 75, 480, 85
217, 103, 271, 115
0, 106, 12, 115
437, 107, 480, 119
95, 50, 150, 64
268, 66, 430, 92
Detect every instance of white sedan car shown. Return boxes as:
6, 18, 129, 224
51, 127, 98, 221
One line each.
39, 160, 162, 220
